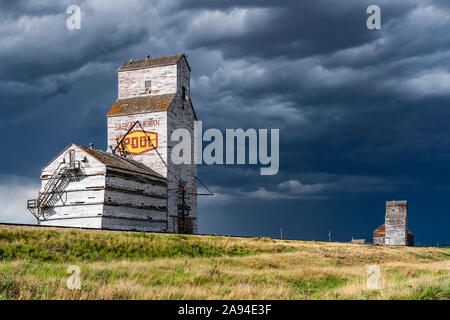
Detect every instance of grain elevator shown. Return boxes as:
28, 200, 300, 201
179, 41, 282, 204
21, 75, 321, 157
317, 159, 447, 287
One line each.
27, 54, 198, 233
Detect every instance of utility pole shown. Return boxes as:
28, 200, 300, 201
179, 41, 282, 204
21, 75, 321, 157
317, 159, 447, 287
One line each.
280, 227, 283, 239
328, 230, 332, 242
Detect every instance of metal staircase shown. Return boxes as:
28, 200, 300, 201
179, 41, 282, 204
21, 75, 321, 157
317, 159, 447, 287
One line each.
27, 160, 80, 221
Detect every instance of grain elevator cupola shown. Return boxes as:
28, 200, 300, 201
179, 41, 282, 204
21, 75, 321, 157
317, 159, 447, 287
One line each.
28, 54, 199, 234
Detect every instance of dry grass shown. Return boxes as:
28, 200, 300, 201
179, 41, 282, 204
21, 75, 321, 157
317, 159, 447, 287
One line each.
0, 225, 449, 300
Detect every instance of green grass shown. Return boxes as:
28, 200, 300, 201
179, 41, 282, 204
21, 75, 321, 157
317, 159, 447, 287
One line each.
0, 225, 448, 300
0, 227, 295, 262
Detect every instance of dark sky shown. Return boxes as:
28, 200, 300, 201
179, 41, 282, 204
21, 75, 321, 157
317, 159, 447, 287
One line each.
0, 0, 449, 245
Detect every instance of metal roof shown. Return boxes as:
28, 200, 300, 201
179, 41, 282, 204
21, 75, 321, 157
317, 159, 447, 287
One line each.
77, 145, 166, 180
373, 224, 385, 237
118, 54, 190, 72
107, 93, 176, 117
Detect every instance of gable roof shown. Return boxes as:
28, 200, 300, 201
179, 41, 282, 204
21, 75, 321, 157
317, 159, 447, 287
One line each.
373, 224, 385, 238
77, 145, 165, 179
118, 54, 191, 72
107, 93, 176, 117
41, 143, 165, 179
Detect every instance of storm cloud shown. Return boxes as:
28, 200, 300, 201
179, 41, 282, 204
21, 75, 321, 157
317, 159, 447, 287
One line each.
0, 0, 449, 244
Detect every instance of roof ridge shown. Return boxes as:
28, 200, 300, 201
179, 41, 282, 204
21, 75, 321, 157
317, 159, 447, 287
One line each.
77, 144, 165, 179
115, 92, 176, 102
130, 53, 184, 62
118, 54, 187, 72
108, 93, 176, 117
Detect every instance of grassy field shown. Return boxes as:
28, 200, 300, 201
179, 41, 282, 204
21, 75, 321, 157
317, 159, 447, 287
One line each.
0, 225, 448, 300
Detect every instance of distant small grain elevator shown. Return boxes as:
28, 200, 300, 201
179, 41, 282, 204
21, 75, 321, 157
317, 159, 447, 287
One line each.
373, 201, 414, 246
28, 54, 198, 234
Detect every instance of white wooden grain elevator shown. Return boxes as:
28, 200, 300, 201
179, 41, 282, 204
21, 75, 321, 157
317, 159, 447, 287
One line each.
27, 54, 198, 233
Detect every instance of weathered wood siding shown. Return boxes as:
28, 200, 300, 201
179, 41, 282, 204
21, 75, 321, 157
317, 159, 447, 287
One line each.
107, 57, 198, 234
385, 201, 408, 246
373, 237, 385, 245
107, 111, 168, 177
39, 145, 170, 232
40, 145, 106, 227
167, 59, 197, 233
118, 65, 177, 99
41, 216, 103, 229
102, 168, 168, 231
385, 217, 408, 245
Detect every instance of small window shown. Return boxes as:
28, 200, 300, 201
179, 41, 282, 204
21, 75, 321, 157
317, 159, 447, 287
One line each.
69, 150, 75, 164
182, 86, 187, 100
145, 80, 151, 89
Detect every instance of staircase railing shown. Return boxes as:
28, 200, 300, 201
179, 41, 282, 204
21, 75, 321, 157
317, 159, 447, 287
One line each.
27, 160, 80, 221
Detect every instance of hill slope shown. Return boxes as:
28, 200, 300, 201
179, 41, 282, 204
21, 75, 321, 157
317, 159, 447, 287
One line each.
0, 225, 449, 300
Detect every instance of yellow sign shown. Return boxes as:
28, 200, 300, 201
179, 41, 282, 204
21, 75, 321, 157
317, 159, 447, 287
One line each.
117, 130, 158, 155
